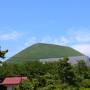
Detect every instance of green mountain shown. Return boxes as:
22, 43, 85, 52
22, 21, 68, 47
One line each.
8, 43, 84, 62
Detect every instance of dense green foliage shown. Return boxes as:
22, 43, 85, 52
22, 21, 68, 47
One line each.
0, 58, 90, 90
0, 49, 8, 59
58, 58, 76, 85
8, 43, 83, 63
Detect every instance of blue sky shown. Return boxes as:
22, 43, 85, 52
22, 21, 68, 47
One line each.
0, 0, 90, 59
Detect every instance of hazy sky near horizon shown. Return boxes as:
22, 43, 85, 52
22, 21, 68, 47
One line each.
0, 0, 90, 58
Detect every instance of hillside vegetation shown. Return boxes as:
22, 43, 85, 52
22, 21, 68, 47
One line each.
0, 44, 90, 90
0, 58, 90, 90
8, 43, 83, 63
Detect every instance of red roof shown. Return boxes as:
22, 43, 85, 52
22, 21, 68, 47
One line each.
1, 76, 28, 85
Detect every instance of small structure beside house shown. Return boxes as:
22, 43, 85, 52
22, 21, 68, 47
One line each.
0, 76, 28, 90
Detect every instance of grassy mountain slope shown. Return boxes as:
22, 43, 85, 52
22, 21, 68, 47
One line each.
8, 43, 84, 62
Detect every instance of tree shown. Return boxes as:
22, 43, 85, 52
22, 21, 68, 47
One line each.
0, 47, 8, 59
81, 79, 90, 88
14, 80, 33, 90
76, 60, 88, 78
58, 57, 76, 85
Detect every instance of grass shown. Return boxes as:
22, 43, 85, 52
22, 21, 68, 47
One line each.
8, 43, 83, 63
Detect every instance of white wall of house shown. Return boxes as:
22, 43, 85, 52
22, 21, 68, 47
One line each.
7, 86, 13, 90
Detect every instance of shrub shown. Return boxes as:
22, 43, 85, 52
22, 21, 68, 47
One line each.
81, 79, 90, 88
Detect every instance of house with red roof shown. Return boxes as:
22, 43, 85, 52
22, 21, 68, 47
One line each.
0, 76, 28, 90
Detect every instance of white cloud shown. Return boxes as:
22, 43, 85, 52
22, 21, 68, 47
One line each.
25, 37, 38, 46
41, 36, 52, 43
25, 36, 70, 47
71, 44, 90, 56
58, 37, 70, 45
0, 31, 21, 41
24, 28, 90, 56
67, 28, 90, 43
66, 28, 90, 56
